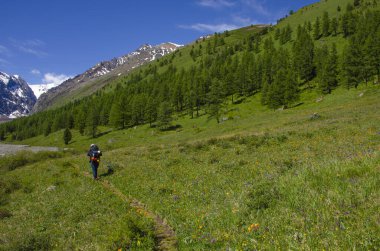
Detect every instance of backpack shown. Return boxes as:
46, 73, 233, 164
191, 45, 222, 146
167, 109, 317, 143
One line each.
89, 145, 101, 163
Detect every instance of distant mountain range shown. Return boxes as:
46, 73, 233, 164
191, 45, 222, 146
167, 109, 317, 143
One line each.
0, 72, 36, 119
33, 42, 182, 112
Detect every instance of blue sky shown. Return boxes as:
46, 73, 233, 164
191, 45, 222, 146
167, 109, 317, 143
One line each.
0, 0, 316, 86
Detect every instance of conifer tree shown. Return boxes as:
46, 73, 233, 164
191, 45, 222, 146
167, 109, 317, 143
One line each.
342, 38, 362, 88
86, 105, 99, 138
157, 101, 173, 130
331, 17, 338, 36
43, 120, 52, 137
146, 96, 158, 127
322, 11, 330, 37
293, 27, 315, 82
63, 128, 72, 145
109, 98, 124, 129
316, 44, 338, 93
207, 79, 225, 123
313, 17, 321, 40
76, 108, 86, 135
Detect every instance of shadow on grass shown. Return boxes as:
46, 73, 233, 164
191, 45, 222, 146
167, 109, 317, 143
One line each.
100, 167, 114, 177
159, 124, 182, 132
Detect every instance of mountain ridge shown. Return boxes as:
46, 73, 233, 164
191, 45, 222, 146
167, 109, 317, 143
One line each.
33, 42, 183, 112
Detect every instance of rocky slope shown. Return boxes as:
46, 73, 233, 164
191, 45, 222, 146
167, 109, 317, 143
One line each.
0, 72, 37, 119
33, 42, 182, 112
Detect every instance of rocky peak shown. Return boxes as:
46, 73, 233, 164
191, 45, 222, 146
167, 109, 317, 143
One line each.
0, 72, 37, 118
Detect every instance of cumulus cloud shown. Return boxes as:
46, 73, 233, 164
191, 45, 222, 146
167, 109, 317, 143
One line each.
179, 23, 239, 33
42, 73, 72, 87
198, 0, 235, 8
10, 38, 48, 58
31, 69, 41, 75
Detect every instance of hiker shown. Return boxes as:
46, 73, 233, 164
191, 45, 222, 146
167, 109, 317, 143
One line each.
87, 144, 102, 180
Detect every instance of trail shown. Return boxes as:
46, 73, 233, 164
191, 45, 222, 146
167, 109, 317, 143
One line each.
76, 165, 178, 251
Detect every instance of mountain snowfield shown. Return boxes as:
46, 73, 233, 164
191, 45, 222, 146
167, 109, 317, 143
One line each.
0, 72, 36, 118
29, 83, 57, 98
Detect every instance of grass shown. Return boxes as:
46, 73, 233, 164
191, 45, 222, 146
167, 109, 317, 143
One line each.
89, 85, 379, 249
8, 83, 378, 249
0, 153, 156, 250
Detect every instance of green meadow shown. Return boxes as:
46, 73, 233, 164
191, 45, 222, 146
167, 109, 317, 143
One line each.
1, 83, 379, 250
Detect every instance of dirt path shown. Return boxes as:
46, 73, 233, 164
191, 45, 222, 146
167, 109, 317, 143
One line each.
77, 166, 178, 250
0, 143, 59, 156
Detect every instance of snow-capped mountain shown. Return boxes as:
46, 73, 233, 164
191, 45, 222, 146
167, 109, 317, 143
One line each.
29, 83, 56, 99
0, 72, 37, 118
69, 42, 182, 82
33, 42, 183, 112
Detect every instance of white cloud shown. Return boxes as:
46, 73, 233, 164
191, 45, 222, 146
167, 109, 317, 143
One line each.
31, 69, 41, 75
0, 45, 11, 57
179, 23, 239, 32
232, 15, 257, 26
10, 38, 48, 58
42, 73, 72, 87
241, 0, 270, 16
198, 0, 235, 8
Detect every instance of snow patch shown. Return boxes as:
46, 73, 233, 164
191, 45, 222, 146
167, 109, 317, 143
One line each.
0, 72, 10, 85
168, 42, 184, 47
9, 110, 25, 119
29, 83, 56, 98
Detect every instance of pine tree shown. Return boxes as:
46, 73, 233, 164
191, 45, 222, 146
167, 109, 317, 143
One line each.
342, 38, 362, 89
76, 108, 86, 135
331, 17, 338, 36
267, 68, 286, 110
109, 99, 124, 129
364, 30, 380, 82
322, 11, 330, 37
157, 101, 173, 130
43, 120, 52, 136
316, 44, 338, 94
146, 96, 158, 127
85, 105, 99, 138
207, 79, 225, 123
293, 27, 315, 82
63, 128, 72, 145
313, 17, 321, 40
284, 69, 299, 108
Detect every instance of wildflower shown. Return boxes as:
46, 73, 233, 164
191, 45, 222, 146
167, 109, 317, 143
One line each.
248, 223, 260, 232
